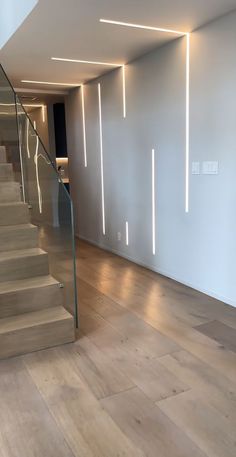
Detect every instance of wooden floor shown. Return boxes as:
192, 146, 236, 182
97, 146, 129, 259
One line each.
1, 239, 236, 457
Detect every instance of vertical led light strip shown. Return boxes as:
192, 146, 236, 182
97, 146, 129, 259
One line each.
125, 221, 129, 246
18, 124, 26, 203
34, 135, 42, 214
98, 83, 106, 235
81, 85, 87, 167
42, 105, 46, 123
26, 117, 30, 158
185, 33, 190, 213
152, 148, 156, 255
122, 65, 126, 118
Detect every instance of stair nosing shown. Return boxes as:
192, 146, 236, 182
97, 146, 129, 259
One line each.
0, 306, 73, 334
0, 275, 60, 294
0, 248, 47, 261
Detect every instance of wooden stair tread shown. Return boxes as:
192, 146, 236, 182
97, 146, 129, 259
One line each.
0, 223, 37, 233
0, 248, 46, 261
0, 275, 60, 294
0, 306, 73, 334
0, 202, 27, 207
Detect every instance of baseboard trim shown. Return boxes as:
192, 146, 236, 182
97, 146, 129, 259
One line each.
77, 234, 236, 309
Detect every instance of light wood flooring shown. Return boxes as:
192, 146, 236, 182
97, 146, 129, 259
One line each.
0, 239, 236, 457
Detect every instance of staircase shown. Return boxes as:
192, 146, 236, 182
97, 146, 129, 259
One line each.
0, 145, 75, 358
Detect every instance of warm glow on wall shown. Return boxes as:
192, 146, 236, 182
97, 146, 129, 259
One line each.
23, 104, 46, 123
51, 56, 126, 120
100, 18, 190, 212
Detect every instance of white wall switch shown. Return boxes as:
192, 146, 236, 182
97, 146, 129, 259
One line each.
192, 162, 200, 175
202, 161, 219, 175
117, 232, 121, 241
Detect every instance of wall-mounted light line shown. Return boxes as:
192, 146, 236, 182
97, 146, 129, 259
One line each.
125, 221, 129, 246
23, 104, 46, 123
152, 148, 156, 256
98, 83, 105, 235
122, 65, 126, 118
185, 33, 190, 213
42, 105, 46, 123
81, 85, 87, 167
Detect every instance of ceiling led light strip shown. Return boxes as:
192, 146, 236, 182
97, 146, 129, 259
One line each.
100, 18, 190, 213
99, 19, 187, 36
51, 57, 126, 119
21, 80, 80, 87
51, 57, 121, 67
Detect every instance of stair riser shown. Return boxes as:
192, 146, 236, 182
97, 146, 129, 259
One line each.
0, 316, 74, 359
0, 204, 29, 226
0, 285, 63, 318
0, 164, 13, 181
0, 147, 7, 163
0, 183, 21, 203
0, 227, 38, 252
0, 253, 49, 282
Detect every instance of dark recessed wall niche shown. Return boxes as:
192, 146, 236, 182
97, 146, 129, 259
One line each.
53, 103, 67, 158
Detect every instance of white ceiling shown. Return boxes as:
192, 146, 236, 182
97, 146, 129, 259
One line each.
0, 0, 236, 93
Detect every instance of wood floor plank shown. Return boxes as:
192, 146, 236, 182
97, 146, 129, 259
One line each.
101, 387, 207, 457
158, 389, 236, 457
80, 311, 190, 402
79, 281, 180, 358
88, 278, 236, 383
0, 357, 75, 457
158, 350, 236, 422
23, 347, 145, 457
195, 320, 236, 353
63, 334, 135, 399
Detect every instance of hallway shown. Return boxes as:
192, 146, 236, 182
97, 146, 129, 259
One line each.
0, 240, 236, 457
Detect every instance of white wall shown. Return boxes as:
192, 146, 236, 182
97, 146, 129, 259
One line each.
0, 0, 38, 49
65, 10, 236, 307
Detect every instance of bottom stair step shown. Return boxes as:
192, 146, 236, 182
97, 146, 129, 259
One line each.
0, 306, 75, 359
0, 275, 63, 318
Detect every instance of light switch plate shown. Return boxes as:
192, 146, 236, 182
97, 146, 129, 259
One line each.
192, 162, 200, 175
202, 161, 219, 175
